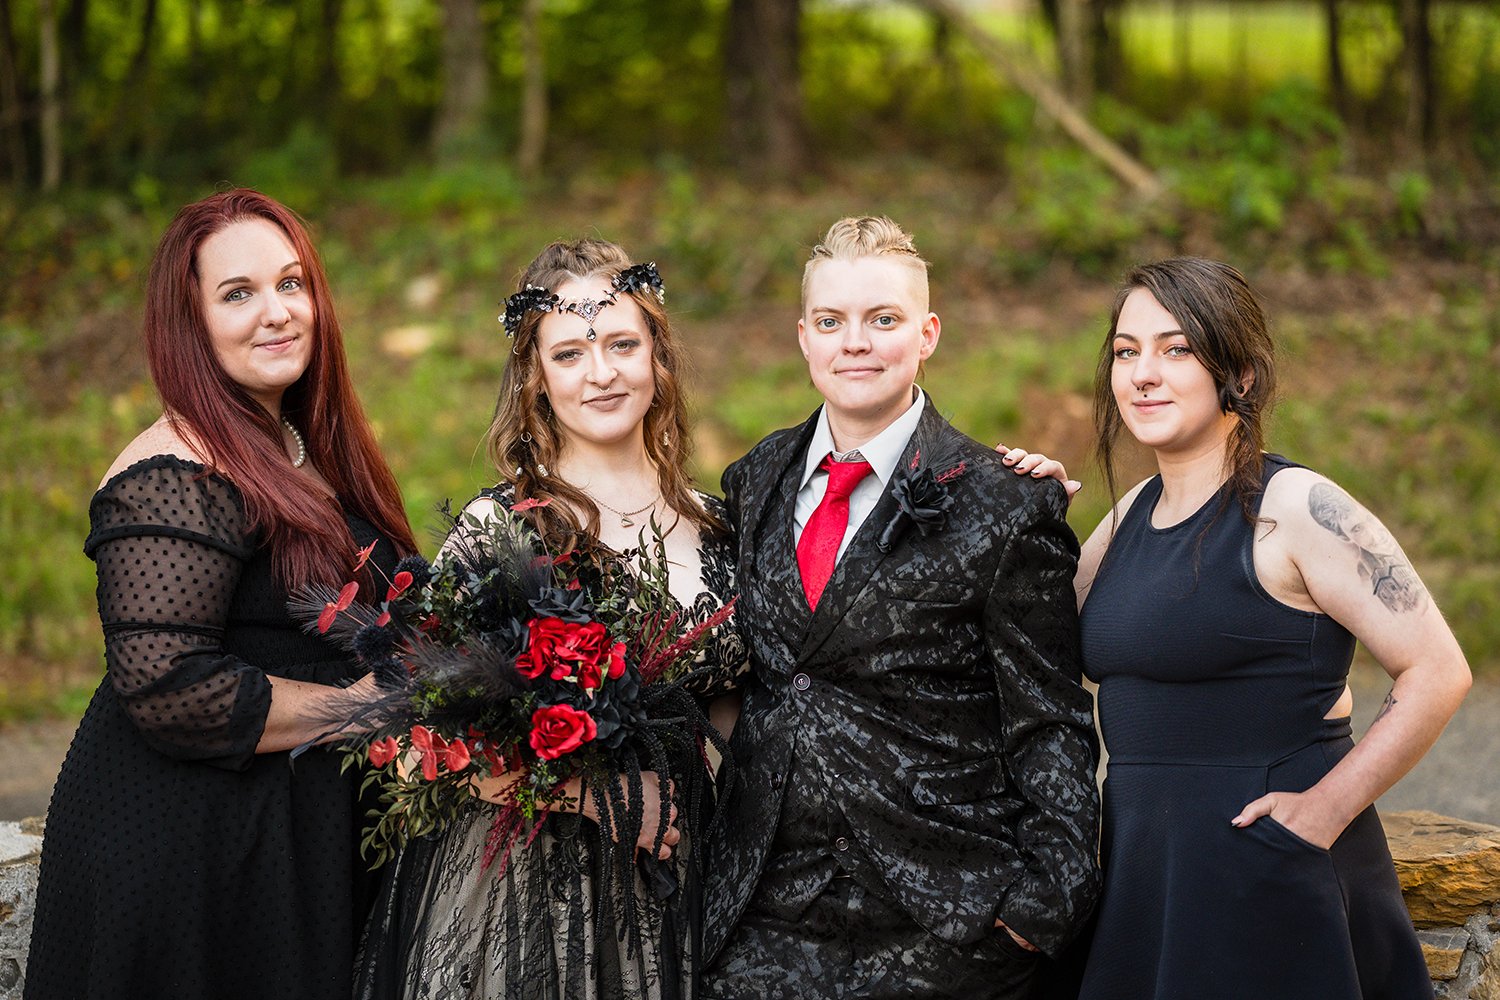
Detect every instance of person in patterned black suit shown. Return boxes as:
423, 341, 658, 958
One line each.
700, 216, 1100, 999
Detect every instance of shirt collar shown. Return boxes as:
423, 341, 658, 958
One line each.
799, 386, 927, 491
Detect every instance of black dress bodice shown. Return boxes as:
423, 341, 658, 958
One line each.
26, 455, 401, 1000
1082, 453, 1355, 765
1076, 454, 1431, 1000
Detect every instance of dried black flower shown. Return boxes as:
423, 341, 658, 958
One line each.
612, 262, 665, 304
501, 285, 559, 338
393, 554, 434, 588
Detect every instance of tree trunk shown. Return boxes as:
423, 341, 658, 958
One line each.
187, 0, 200, 62
1324, 0, 1348, 123
1089, 0, 1123, 97
0, 0, 26, 185
1231, 5, 1249, 115
1397, 0, 1432, 153
63, 0, 86, 69
432, 0, 488, 155
39, 0, 60, 190
124, 0, 159, 89
516, 0, 546, 176
1057, 0, 1091, 104
909, 0, 1164, 199
723, 0, 808, 180
316, 0, 343, 122
1172, 0, 1191, 93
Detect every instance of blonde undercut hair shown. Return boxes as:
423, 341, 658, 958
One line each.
801, 215, 931, 307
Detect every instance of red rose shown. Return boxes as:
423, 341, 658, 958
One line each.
606, 641, 626, 680
576, 660, 603, 694
517, 618, 618, 687
529, 704, 597, 761
368, 736, 400, 768
517, 618, 567, 679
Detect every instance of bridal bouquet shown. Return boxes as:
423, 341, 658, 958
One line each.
292, 498, 735, 877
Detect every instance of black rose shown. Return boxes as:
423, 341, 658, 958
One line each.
587, 665, 647, 749
878, 467, 956, 552
528, 585, 594, 623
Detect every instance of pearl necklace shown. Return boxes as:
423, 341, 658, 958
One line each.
281, 417, 307, 469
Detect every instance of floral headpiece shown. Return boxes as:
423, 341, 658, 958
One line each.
499, 262, 666, 339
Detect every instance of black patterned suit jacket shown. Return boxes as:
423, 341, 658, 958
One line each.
703, 400, 1100, 962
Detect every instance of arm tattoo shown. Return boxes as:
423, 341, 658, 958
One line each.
1372, 690, 1397, 726
1307, 483, 1427, 614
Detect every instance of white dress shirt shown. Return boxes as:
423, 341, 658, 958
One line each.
793, 387, 927, 564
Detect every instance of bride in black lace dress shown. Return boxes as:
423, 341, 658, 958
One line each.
25, 190, 417, 1000
354, 239, 747, 1000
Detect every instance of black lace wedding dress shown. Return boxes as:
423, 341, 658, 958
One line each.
25, 456, 401, 1000
353, 487, 747, 1000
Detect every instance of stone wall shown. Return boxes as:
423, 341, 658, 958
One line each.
0, 818, 43, 1000
0, 810, 1496, 995
1386, 811, 1500, 999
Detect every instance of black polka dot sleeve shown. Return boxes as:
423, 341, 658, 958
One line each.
83, 455, 273, 770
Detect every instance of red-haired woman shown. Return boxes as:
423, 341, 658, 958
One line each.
25, 189, 418, 1000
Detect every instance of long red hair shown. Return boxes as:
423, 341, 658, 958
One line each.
144, 188, 417, 589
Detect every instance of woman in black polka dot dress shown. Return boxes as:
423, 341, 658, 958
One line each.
24, 190, 418, 1000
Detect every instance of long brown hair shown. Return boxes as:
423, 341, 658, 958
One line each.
1092, 257, 1278, 525
145, 188, 417, 589
485, 238, 719, 551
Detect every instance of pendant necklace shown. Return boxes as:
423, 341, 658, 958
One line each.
585, 490, 659, 529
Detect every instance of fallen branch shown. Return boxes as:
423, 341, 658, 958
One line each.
910, 0, 1166, 200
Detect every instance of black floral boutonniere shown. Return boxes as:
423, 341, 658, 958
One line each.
877, 449, 968, 552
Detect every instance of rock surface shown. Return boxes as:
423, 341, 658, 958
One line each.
1387, 810, 1500, 929
0, 819, 43, 1000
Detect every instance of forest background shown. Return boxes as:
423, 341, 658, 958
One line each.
1, 0, 1497, 720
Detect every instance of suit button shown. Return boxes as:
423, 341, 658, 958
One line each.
792, 673, 810, 691
771, 772, 783, 790
834, 836, 850, 852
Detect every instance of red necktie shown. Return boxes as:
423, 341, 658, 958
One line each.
797, 454, 874, 611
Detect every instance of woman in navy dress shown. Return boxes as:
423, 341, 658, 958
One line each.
1075, 258, 1469, 999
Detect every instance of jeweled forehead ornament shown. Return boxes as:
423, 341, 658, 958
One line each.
498, 262, 666, 340
560, 291, 617, 341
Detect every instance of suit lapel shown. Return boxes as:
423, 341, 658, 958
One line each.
739, 414, 819, 649
796, 403, 946, 664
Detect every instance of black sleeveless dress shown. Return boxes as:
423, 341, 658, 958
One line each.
26, 456, 400, 1000
1078, 455, 1430, 1000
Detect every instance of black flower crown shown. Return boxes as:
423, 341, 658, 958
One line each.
499, 262, 666, 338
501, 285, 558, 338
613, 261, 665, 304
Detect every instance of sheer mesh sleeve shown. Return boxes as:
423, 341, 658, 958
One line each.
84, 456, 273, 770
